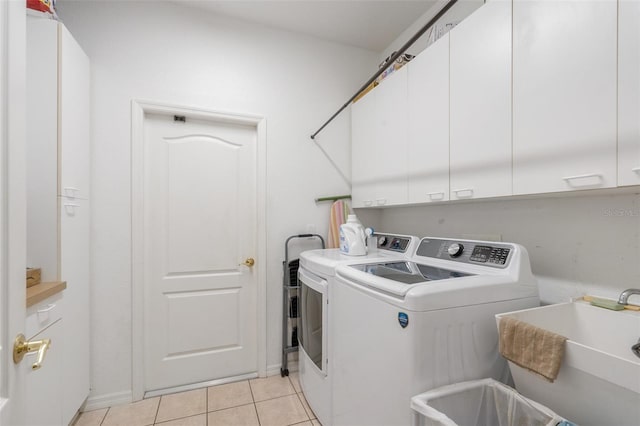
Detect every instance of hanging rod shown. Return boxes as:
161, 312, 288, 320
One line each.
315, 194, 352, 203
309, 0, 459, 140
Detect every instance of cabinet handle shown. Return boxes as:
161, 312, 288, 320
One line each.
64, 203, 79, 216
376, 198, 387, 206
632, 167, 640, 173
427, 192, 445, 201
363, 200, 373, 207
37, 304, 56, 314
452, 188, 474, 198
63, 187, 80, 197
561, 173, 603, 186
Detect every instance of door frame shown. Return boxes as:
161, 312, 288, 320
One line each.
131, 100, 267, 401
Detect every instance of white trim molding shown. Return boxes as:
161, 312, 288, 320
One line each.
82, 391, 133, 412
130, 100, 268, 401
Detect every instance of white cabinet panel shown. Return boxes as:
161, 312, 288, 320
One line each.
60, 198, 91, 424
450, 0, 512, 200
407, 34, 450, 203
618, 0, 640, 186
374, 66, 408, 206
27, 18, 59, 282
25, 319, 64, 426
513, 0, 617, 194
59, 24, 91, 200
351, 68, 408, 207
351, 88, 378, 207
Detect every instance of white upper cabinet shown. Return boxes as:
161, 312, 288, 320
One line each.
618, 0, 640, 186
351, 86, 378, 207
59, 24, 91, 200
449, 0, 512, 200
374, 66, 408, 206
351, 67, 408, 207
512, 0, 617, 194
407, 33, 450, 203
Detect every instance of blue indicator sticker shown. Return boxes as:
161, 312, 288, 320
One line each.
398, 312, 409, 328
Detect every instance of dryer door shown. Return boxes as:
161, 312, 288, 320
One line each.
298, 268, 328, 375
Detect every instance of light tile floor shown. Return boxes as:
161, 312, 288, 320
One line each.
73, 373, 322, 426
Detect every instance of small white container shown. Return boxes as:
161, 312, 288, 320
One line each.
339, 215, 367, 256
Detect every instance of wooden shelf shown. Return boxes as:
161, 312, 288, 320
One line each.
26, 281, 66, 307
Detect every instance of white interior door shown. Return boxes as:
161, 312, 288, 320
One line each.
0, 1, 27, 423
143, 113, 258, 392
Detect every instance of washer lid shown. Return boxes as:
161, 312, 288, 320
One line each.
349, 261, 473, 284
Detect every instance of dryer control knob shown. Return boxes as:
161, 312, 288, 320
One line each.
448, 243, 464, 257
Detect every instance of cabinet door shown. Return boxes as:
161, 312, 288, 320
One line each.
351, 88, 378, 207
60, 198, 90, 424
25, 319, 63, 426
59, 24, 91, 200
407, 34, 450, 203
618, 0, 640, 186
450, 0, 512, 200
373, 66, 408, 206
26, 18, 59, 281
513, 0, 617, 194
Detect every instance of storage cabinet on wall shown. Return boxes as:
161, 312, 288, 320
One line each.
26, 16, 91, 425
512, 0, 617, 194
449, 0, 512, 200
407, 33, 450, 203
352, 67, 408, 207
351, 0, 638, 208
618, 0, 640, 186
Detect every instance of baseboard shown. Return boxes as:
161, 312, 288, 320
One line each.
267, 360, 298, 376
82, 390, 133, 412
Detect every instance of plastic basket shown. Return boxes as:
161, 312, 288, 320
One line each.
411, 378, 570, 426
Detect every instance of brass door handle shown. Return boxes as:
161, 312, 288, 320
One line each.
13, 333, 51, 370
240, 258, 255, 267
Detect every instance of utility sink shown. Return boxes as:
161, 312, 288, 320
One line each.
496, 301, 640, 426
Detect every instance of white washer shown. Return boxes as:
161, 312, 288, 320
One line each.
331, 237, 540, 426
298, 233, 420, 426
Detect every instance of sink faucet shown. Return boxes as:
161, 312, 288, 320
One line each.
617, 288, 640, 305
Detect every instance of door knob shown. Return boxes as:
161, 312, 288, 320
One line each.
240, 258, 255, 267
13, 333, 51, 370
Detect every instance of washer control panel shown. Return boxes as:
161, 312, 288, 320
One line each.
416, 238, 513, 268
377, 234, 412, 253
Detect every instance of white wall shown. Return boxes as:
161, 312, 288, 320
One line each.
366, 191, 640, 304
56, 0, 378, 404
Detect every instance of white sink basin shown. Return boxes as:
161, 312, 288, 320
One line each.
496, 301, 640, 426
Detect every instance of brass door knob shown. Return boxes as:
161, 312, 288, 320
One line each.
240, 258, 255, 267
13, 333, 51, 370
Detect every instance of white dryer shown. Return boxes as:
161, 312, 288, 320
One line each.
297, 233, 420, 426
331, 237, 540, 426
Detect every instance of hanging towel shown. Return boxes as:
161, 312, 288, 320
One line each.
327, 200, 350, 249
498, 317, 567, 383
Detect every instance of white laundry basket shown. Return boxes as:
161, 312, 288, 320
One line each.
410, 378, 569, 426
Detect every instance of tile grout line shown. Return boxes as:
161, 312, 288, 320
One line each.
205, 384, 209, 426
294, 392, 313, 422
99, 407, 110, 426
153, 396, 162, 425
247, 379, 261, 426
